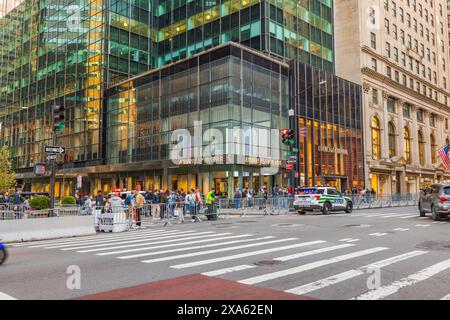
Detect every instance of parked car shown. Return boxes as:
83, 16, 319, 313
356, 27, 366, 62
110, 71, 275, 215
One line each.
418, 184, 450, 221
293, 187, 353, 215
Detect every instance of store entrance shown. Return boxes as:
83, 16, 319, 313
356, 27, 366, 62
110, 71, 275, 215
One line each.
323, 177, 347, 193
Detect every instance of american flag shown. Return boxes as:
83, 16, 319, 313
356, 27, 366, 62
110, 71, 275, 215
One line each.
438, 144, 450, 169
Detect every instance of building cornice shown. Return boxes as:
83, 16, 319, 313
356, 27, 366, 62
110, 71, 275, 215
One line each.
361, 67, 450, 113
361, 45, 449, 98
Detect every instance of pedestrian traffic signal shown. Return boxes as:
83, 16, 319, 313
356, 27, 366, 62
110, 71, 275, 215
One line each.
52, 105, 65, 132
281, 129, 295, 145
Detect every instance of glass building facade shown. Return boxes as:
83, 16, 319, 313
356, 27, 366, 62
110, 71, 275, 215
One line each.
105, 43, 289, 195
289, 60, 364, 190
154, 0, 334, 72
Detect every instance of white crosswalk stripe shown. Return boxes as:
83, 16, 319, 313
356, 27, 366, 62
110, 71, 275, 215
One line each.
285, 250, 427, 296
440, 294, 450, 300
393, 228, 410, 232
399, 215, 420, 219
0, 292, 17, 300
274, 244, 355, 262
140, 238, 299, 263
353, 259, 450, 300
238, 247, 388, 285
380, 214, 413, 218
369, 233, 388, 237
170, 240, 327, 269
202, 265, 256, 277
118, 235, 276, 260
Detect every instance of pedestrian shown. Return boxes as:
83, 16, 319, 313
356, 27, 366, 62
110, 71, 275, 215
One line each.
134, 189, 145, 227
104, 195, 112, 213
188, 189, 197, 221
234, 188, 243, 209
371, 188, 376, 202
2, 192, 10, 204
152, 190, 161, 219
95, 190, 105, 207
272, 185, 280, 197
195, 187, 202, 217
205, 187, 217, 219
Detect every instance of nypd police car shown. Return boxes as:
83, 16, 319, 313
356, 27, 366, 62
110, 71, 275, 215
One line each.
294, 187, 353, 215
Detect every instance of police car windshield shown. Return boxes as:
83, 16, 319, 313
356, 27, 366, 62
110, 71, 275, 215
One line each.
299, 188, 324, 194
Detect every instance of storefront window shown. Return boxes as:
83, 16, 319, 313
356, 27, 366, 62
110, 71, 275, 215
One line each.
371, 116, 381, 160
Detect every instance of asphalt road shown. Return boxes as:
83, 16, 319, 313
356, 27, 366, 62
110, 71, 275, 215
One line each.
1, 206, 450, 300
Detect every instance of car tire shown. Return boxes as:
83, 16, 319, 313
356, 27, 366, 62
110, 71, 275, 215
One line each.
431, 206, 441, 221
345, 202, 353, 214
418, 202, 426, 217
322, 202, 332, 215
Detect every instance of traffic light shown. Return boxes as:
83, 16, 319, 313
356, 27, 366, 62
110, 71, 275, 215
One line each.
281, 128, 295, 145
52, 105, 65, 132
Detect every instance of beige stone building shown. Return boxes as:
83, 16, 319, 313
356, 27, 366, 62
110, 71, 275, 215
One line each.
0, 0, 22, 18
335, 0, 450, 196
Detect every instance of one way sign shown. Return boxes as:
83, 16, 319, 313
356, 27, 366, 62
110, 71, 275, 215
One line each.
45, 145, 66, 154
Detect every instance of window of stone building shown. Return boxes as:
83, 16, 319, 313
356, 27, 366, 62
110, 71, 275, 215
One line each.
430, 134, 437, 164
388, 122, 397, 158
417, 109, 423, 123
371, 117, 381, 160
387, 97, 395, 113
372, 89, 379, 104
403, 103, 411, 118
404, 127, 411, 164
418, 131, 425, 166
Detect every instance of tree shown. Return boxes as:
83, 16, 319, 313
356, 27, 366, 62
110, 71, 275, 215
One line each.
0, 146, 16, 194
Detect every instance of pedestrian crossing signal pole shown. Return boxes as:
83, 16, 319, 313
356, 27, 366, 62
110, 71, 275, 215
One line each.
49, 105, 65, 211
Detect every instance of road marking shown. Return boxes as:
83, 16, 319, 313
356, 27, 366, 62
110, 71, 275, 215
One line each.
399, 215, 420, 219
88, 233, 239, 254
11, 229, 168, 247
353, 258, 450, 300
0, 292, 17, 300
393, 228, 410, 232
369, 233, 388, 237
59, 230, 209, 251
139, 237, 299, 263
418, 217, 430, 220
414, 224, 431, 228
285, 250, 427, 296
339, 238, 360, 243
380, 214, 414, 218
274, 244, 355, 261
29, 229, 174, 248
118, 236, 274, 259
202, 265, 256, 277
237, 247, 389, 285
170, 240, 326, 269
440, 294, 450, 300
52, 231, 198, 250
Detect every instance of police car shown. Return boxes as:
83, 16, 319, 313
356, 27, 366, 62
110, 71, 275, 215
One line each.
294, 187, 353, 215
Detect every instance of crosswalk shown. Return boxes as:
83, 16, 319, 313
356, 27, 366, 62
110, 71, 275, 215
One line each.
345, 212, 450, 223
11, 228, 450, 300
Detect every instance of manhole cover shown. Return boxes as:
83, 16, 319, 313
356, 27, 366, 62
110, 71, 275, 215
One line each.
416, 241, 450, 251
254, 260, 284, 266
343, 224, 371, 228
272, 223, 304, 227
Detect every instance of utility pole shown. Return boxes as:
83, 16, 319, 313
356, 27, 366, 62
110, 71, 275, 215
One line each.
48, 105, 65, 212
49, 131, 57, 212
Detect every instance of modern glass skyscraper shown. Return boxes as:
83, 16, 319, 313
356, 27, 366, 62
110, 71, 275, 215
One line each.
0, 0, 339, 195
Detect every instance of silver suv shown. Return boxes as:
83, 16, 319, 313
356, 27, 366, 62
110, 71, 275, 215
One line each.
418, 184, 450, 221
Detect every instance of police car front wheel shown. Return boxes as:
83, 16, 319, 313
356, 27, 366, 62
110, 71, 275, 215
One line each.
345, 202, 353, 214
322, 202, 332, 215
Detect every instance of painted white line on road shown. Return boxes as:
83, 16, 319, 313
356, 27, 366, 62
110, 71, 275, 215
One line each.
369, 233, 388, 237
29, 229, 173, 248
238, 247, 388, 285
139, 237, 299, 263
381, 214, 414, 218
274, 244, 355, 261
59, 230, 207, 251
353, 258, 450, 300
118, 235, 273, 259
339, 238, 353, 242
418, 217, 430, 220
393, 228, 410, 232
339, 238, 360, 243
52, 231, 197, 250
285, 250, 427, 296
170, 240, 326, 269
414, 224, 431, 228
440, 294, 450, 300
11, 229, 168, 247
89, 233, 237, 254
399, 215, 420, 219
0, 292, 17, 300
202, 265, 256, 277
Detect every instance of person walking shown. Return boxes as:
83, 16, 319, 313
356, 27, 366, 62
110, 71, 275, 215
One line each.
167, 191, 176, 219
134, 189, 145, 227
152, 190, 161, 219
205, 188, 217, 220
234, 188, 243, 209
95, 190, 105, 207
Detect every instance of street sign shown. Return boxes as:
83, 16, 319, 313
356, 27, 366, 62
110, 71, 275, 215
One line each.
47, 154, 57, 161
45, 145, 66, 154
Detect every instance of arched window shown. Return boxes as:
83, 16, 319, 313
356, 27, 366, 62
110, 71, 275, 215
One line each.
430, 134, 437, 164
418, 131, 425, 166
371, 117, 381, 160
404, 127, 411, 164
388, 122, 396, 158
